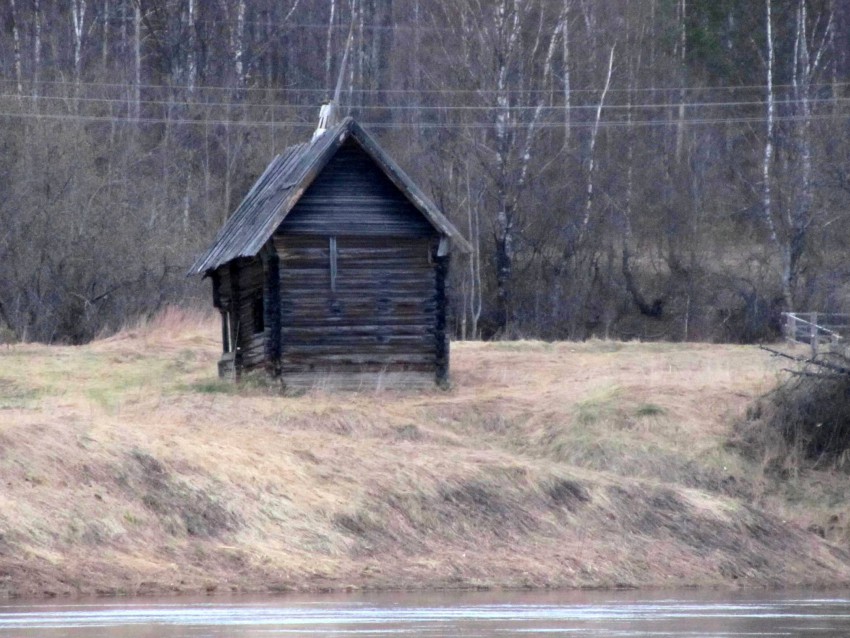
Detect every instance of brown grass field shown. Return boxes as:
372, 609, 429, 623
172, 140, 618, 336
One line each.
1, 307, 849, 598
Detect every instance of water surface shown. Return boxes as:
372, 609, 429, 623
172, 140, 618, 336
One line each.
2, 589, 850, 637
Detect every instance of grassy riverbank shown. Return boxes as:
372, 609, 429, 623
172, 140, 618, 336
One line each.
1, 308, 849, 598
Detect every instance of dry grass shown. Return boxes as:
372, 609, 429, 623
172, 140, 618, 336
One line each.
0, 308, 848, 598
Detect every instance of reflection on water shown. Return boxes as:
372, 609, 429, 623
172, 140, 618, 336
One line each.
1, 589, 850, 637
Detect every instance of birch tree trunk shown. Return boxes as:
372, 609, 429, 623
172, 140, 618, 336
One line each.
493, 0, 520, 335
762, 0, 780, 299
187, 0, 197, 94
579, 45, 615, 244
133, 1, 141, 120
785, 0, 833, 311
675, 0, 687, 160
465, 163, 482, 340
10, 0, 23, 96
562, 0, 571, 144
325, 0, 337, 90
71, 0, 87, 88
32, 0, 41, 96
102, 0, 110, 69
235, 0, 246, 90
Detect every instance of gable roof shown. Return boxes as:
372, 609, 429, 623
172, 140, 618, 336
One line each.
189, 117, 470, 276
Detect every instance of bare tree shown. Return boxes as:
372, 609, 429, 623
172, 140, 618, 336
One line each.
9, 0, 24, 96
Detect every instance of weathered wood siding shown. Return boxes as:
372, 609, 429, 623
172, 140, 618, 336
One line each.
275, 235, 438, 380
278, 140, 436, 238
210, 135, 453, 386
214, 257, 266, 372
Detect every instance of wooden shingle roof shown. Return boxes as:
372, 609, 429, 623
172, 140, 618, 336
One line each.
190, 117, 470, 276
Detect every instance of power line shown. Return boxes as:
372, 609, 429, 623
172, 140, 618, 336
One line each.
0, 109, 844, 130
1, 77, 848, 96
2, 93, 850, 113
97, 16, 452, 33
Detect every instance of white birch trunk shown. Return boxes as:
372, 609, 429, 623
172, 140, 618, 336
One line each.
71, 0, 87, 86
784, 0, 832, 311
119, 0, 126, 53
235, 0, 246, 88
187, 0, 197, 94
493, 0, 520, 334
762, 0, 778, 253
102, 0, 109, 69
357, 0, 365, 100
347, 0, 360, 109
413, 0, 421, 129
562, 0, 571, 144
325, 0, 337, 90
33, 0, 41, 98
579, 45, 615, 243
466, 164, 482, 340
518, 14, 562, 190
133, 1, 141, 120
10, 0, 23, 96
675, 0, 687, 160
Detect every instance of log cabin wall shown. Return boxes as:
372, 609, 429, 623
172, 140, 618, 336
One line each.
274, 235, 438, 384
194, 120, 471, 387
214, 257, 266, 376
270, 139, 442, 386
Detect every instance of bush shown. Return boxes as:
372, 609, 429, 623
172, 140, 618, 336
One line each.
736, 349, 850, 471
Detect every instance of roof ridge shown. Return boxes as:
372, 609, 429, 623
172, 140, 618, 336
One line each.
189, 118, 469, 276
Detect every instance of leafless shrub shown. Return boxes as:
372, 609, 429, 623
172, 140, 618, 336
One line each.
735, 348, 850, 472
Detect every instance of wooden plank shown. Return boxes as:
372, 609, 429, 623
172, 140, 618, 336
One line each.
434, 252, 450, 385
282, 324, 434, 335
228, 260, 242, 376
281, 320, 436, 330
282, 336, 434, 349
281, 353, 436, 365
280, 287, 437, 300
264, 251, 282, 373
270, 230, 441, 381
276, 142, 437, 239
280, 291, 437, 301
280, 257, 431, 268
280, 370, 436, 390
279, 278, 436, 291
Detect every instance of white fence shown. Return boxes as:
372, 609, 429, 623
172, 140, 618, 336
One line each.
782, 312, 850, 356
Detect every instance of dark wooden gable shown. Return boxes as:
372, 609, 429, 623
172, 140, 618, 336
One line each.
189, 118, 469, 277
278, 139, 436, 238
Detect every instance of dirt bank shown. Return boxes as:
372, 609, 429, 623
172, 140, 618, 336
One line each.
1, 309, 848, 598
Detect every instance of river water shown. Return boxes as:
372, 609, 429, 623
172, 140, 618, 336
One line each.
1, 589, 850, 637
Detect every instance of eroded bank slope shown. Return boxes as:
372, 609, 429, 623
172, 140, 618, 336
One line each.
1, 310, 848, 597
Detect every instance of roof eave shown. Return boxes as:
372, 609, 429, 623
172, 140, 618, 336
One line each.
188, 117, 473, 275
187, 121, 353, 275
347, 121, 472, 254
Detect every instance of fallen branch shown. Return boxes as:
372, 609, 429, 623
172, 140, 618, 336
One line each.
760, 345, 850, 376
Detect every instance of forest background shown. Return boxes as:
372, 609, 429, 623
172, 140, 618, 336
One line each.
2, 0, 849, 345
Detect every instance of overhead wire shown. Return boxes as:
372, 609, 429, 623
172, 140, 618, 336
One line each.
0, 109, 845, 130
2, 92, 850, 112
1, 77, 848, 96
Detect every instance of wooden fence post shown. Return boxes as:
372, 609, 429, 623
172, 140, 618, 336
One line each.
810, 312, 819, 357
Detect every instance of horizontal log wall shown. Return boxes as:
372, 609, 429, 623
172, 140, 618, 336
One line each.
277, 140, 436, 238
214, 258, 267, 372
234, 258, 266, 369
275, 235, 439, 379
209, 137, 451, 385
